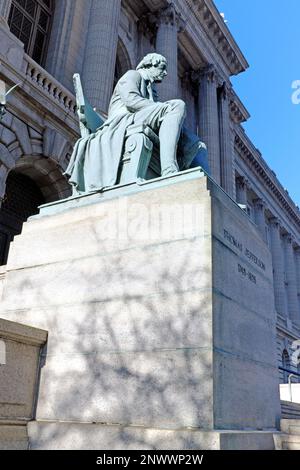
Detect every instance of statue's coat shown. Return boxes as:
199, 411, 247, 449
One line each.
65, 70, 156, 192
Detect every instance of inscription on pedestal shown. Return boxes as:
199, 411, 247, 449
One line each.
223, 229, 268, 286
223, 229, 266, 271
238, 263, 257, 284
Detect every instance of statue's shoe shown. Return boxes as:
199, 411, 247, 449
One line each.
161, 169, 179, 178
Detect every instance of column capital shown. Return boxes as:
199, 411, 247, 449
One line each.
219, 81, 233, 101
194, 64, 227, 89
269, 216, 283, 230
138, 13, 157, 42
253, 198, 267, 211
192, 64, 218, 84
283, 232, 295, 245
155, 3, 186, 31
236, 175, 251, 191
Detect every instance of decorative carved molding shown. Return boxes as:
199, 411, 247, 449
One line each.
235, 128, 300, 230
187, 0, 249, 76
230, 99, 248, 124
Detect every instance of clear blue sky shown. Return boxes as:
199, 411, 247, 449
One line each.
214, 0, 300, 205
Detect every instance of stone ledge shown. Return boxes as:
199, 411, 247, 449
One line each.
0, 318, 47, 347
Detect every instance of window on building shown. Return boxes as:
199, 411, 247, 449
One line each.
8, 0, 54, 66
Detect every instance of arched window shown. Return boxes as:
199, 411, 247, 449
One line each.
8, 0, 54, 66
282, 349, 290, 384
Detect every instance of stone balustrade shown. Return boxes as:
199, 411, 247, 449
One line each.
25, 57, 77, 114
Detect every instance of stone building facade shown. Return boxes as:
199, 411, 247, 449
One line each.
0, 0, 299, 387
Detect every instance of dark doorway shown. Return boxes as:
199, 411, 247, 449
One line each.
0, 171, 45, 265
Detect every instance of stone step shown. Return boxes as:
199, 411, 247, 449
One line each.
281, 419, 300, 434
281, 434, 300, 450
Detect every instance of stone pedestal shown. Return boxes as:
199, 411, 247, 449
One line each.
0, 169, 281, 449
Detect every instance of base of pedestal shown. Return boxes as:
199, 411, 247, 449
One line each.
27, 421, 279, 450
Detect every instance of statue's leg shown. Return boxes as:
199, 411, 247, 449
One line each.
133, 100, 186, 177
158, 100, 186, 177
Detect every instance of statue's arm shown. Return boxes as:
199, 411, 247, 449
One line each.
118, 71, 157, 112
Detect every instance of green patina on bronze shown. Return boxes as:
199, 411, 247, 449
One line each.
65, 53, 209, 194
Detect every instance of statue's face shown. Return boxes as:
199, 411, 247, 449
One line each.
148, 62, 168, 83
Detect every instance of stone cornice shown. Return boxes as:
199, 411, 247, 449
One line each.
191, 65, 249, 125
186, 0, 249, 76
138, 0, 248, 76
229, 90, 250, 124
235, 126, 300, 229
0, 317, 47, 347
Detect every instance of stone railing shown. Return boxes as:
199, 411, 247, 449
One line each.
25, 56, 77, 114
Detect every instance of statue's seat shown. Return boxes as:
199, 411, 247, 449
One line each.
73, 73, 161, 185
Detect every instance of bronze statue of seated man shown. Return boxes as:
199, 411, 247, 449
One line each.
65, 53, 209, 194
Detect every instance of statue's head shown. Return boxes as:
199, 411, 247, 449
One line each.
136, 53, 168, 83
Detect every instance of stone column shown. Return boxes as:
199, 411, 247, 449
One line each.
197, 65, 221, 184
253, 198, 266, 241
235, 176, 249, 207
283, 233, 299, 325
155, 4, 184, 102
218, 83, 234, 197
294, 247, 300, 315
269, 218, 286, 317
82, 0, 121, 113
0, 0, 12, 22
